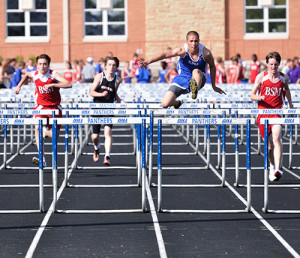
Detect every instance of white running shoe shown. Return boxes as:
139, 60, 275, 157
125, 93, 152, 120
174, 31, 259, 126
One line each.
269, 169, 283, 182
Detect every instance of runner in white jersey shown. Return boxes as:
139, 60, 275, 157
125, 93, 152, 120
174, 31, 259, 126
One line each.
139, 31, 226, 108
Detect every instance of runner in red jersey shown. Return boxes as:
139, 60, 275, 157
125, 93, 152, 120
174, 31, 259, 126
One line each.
250, 51, 293, 182
14, 54, 72, 167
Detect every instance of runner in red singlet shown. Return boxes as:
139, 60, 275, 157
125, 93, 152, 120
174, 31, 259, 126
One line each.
14, 54, 72, 167
250, 51, 293, 182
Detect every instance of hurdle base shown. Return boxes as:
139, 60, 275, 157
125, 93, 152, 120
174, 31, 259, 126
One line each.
159, 208, 250, 213
55, 209, 147, 214
67, 184, 140, 188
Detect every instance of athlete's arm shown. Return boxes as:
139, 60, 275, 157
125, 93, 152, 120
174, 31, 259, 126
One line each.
43, 72, 72, 90
250, 72, 265, 101
284, 75, 293, 108
89, 72, 108, 98
203, 48, 226, 95
139, 47, 185, 68
14, 71, 34, 94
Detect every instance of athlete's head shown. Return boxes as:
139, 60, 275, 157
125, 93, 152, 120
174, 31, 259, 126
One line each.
266, 51, 281, 73
186, 31, 199, 40
104, 56, 119, 74
266, 51, 281, 64
186, 31, 199, 52
36, 54, 51, 65
36, 54, 51, 74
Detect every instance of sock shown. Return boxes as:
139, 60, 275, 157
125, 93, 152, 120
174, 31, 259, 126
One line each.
94, 143, 100, 150
105, 153, 110, 158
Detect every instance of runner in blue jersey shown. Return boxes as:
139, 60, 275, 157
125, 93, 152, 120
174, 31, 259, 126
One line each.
139, 31, 226, 108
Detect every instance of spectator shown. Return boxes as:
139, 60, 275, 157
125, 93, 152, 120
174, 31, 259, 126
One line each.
8, 58, 16, 76
236, 53, 245, 82
157, 61, 168, 83
281, 58, 292, 75
81, 57, 95, 83
73, 60, 82, 83
215, 57, 226, 84
10, 61, 25, 88
63, 61, 75, 83
129, 53, 139, 75
293, 56, 299, 67
226, 56, 240, 84
95, 57, 104, 74
121, 61, 133, 83
165, 47, 175, 69
135, 58, 152, 83
249, 54, 267, 83
164, 62, 178, 83
107, 51, 113, 57
206, 64, 211, 84
287, 59, 300, 83
26, 59, 36, 72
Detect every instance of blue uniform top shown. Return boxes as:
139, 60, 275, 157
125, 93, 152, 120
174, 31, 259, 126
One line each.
177, 43, 207, 77
10, 68, 23, 88
171, 43, 207, 90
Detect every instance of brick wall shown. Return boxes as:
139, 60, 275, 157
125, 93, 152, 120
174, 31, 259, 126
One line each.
145, 0, 225, 60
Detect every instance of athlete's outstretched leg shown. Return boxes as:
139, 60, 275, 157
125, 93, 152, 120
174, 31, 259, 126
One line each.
161, 91, 181, 108
103, 126, 112, 166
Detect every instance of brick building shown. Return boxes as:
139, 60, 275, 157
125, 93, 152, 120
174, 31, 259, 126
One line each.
0, 0, 298, 63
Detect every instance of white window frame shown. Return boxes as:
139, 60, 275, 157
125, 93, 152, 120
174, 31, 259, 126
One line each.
244, 0, 289, 40
5, 0, 50, 43
83, 0, 128, 42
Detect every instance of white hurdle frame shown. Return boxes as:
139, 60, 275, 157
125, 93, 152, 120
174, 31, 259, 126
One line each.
155, 117, 253, 213
49, 117, 149, 213
0, 118, 46, 213
0, 109, 59, 170
232, 109, 300, 188
262, 118, 300, 214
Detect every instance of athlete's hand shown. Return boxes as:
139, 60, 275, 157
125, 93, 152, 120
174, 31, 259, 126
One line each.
102, 91, 108, 97
258, 95, 265, 101
14, 85, 21, 94
212, 85, 226, 95
138, 60, 148, 69
44, 84, 54, 90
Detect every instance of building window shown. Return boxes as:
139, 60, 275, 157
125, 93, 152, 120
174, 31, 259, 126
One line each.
5, 0, 49, 43
244, 0, 288, 39
84, 0, 127, 42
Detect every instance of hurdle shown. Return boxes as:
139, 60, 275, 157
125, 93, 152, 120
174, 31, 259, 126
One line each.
155, 117, 252, 213
0, 119, 46, 213
262, 118, 300, 214
0, 110, 60, 170
147, 109, 229, 185
231, 109, 300, 187
49, 117, 148, 213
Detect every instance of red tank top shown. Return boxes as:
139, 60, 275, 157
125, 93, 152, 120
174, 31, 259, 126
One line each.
33, 69, 61, 106
250, 61, 260, 83
169, 69, 178, 82
64, 69, 73, 82
258, 71, 285, 109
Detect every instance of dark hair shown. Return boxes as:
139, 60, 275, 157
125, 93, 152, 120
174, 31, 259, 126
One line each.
36, 54, 51, 65
66, 61, 72, 69
251, 54, 258, 61
266, 51, 281, 64
104, 56, 119, 68
161, 61, 167, 69
186, 31, 199, 40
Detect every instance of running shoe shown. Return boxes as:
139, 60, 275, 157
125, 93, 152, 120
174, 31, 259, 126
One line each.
32, 157, 47, 167
103, 156, 111, 166
93, 149, 99, 162
269, 169, 283, 182
189, 78, 198, 99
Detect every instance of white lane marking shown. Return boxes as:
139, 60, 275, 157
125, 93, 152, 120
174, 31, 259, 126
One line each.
145, 177, 168, 258
198, 144, 300, 258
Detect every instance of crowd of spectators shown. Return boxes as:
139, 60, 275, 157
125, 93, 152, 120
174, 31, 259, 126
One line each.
1, 53, 299, 90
